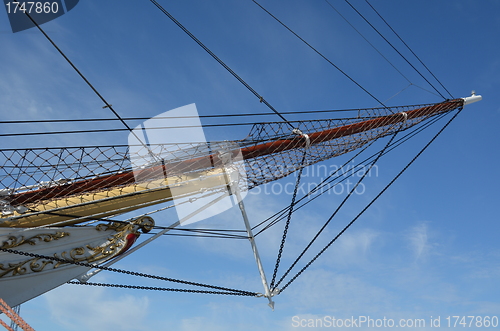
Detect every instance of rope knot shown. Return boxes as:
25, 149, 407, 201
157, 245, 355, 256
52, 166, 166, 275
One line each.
292, 128, 311, 149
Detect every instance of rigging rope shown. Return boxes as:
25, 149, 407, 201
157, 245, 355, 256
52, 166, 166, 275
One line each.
273, 123, 401, 290
344, 0, 448, 100
23, 195, 250, 239
15, 2, 155, 160
16, 4, 131, 133
252, 111, 449, 249
1, 101, 462, 230
277, 106, 464, 293
253, 141, 375, 236
148, 0, 294, 129
0, 107, 367, 125
2, 2, 471, 304
0, 103, 444, 141
252, 0, 390, 110
324, 0, 412, 85
364, 0, 454, 99
0, 117, 388, 137
0, 108, 460, 298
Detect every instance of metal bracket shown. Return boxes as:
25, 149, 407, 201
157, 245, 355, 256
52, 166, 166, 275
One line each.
219, 144, 276, 310
292, 128, 311, 149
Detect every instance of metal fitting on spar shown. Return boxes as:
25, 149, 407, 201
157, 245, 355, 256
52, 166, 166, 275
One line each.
462, 91, 482, 106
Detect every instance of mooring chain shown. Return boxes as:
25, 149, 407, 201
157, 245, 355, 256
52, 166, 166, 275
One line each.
277, 107, 464, 293
0, 247, 258, 296
269, 128, 310, 290
66, 281, 256, 296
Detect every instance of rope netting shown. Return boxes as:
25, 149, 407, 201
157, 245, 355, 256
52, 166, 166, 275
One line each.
0, 146, 129, 191
243, 100, 462, 188
0, 100, 463, 223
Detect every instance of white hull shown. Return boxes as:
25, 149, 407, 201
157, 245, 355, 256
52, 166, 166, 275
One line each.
0, 217, 153, 307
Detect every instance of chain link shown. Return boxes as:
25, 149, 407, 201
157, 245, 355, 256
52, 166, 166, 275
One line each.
66, 281, 257, 296
277, 108, 463, 293
269, 147, 308, 289
0, 247, 258, 296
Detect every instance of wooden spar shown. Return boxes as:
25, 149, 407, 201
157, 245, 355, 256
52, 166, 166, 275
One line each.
6, 99, 464, 207
240, 99, 463, 159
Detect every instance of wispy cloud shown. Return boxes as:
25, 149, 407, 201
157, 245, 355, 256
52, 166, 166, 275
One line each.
44, 283, 150, 331
407, 222, 434, 262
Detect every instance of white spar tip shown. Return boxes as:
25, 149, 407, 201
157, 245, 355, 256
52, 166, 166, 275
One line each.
462, 91, 482, 106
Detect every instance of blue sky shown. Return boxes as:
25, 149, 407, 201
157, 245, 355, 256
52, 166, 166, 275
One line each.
1, 1, 499, 330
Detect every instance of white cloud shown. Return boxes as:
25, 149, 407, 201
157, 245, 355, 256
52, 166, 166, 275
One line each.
280, 268, 396, 314
407, 222, 434, 261
322, 228, 380, 267
44, 283, 150, 331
